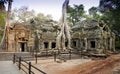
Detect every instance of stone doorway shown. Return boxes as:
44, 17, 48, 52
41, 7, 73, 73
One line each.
52, 42, 56, 48
72, 40, 77, 47
90, 41, 95, 48
20, 43, 25, 52
44, 42, 49, 49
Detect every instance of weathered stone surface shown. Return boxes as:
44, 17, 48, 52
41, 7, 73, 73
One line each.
5, 19, 115, 54
72, 20, 115, 53
6, 23, 32, 52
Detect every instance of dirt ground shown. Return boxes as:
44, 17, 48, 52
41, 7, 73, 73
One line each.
31, 58, 92, 74
29, 54, 120, 74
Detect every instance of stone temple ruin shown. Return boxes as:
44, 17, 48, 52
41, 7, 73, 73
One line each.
5, 19, 115, 53
72, 20, 115, 53
2, 0, 115, 54
6, 23, 31, 52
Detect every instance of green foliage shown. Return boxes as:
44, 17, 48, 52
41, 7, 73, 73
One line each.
98, 0, 120, 50
0, 12, 6, 41
35, 13, 53, 22
67, 4, 85, 25
98, 0, 120, 36
89, 7, 97, 17
13, 6, 35, 23
115, 41, 120, 50
12, 6, 53, 25
28, 12, 54, 33
33, 31, 39, 51
0, 13, 5, 27
88, 6, 102, 20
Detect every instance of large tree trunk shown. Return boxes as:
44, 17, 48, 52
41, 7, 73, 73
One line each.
0, 0, 12, 50
64, 22, 71, 49
56, 22, 66, 50
56, 0, 71, 51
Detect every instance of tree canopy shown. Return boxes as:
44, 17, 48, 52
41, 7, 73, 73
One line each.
67, 4, 86, 25
12, 6, 35, 23
98, 0, 120, 36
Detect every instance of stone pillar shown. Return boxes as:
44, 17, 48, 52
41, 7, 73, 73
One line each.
18, 43, 21, 52
16, 43, 18, 52
112, 37, 115, 51
87, 40, 90, 49
109, 38, 112, 51
104, 38, 107, 50
100, 30, 104, 50
24, 43, 26, 52
49, 42, 51, 49
42, 42, 44, 50
25, 43, 28, 52
39, 39, 43, 50
101, 38, 104, 50
76, 40, 78, 48
84, 38, 87, 50
79, 39, 81, 49
98, 40, 101, 49
106, 38, 108, 50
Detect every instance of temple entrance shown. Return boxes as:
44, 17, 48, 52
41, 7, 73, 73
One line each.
52, 42, 56, 48
90, 41, 95, 48
65, 42, 68, 47
73, 40, 77, 47
20, 43, 25, 52
44, 42, 48, 49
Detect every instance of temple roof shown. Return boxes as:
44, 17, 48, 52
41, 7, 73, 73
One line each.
72, 20, 113, 39
72, 20, 99, 30
12, 23, 29, 31
42, 32, 56, 40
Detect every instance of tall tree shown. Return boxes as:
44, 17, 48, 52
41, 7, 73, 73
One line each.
99, 0, 120, 36
13, 6, 35, 23
0, 12, 6, 41
0, 0, 6, 29
0, 0, 13, 49
56, 0, 71, 50
67, 4, 85, 25
89, 7, 97, 16
88, 6, 101, 20
98, 0, 120, 48
0, 0, 6, 42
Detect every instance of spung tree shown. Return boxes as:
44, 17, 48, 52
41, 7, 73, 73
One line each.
0, 0, 6, 29
99, 0, 120, 36
98, 0, 120, 48
0, 0, 6, 42
0, 0, 13, 49
56, 0, 72, 50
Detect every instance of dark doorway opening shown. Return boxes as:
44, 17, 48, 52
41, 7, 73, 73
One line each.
73, 40, 76, 47
52, 42, 56, 48
83, 42, 85, 47
65, 42, 68, 47
44, 42, 48, 48
21, 43, 25, 52
90, 41, 95, 48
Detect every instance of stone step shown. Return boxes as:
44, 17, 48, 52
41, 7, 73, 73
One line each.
0, 52, 33, 61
